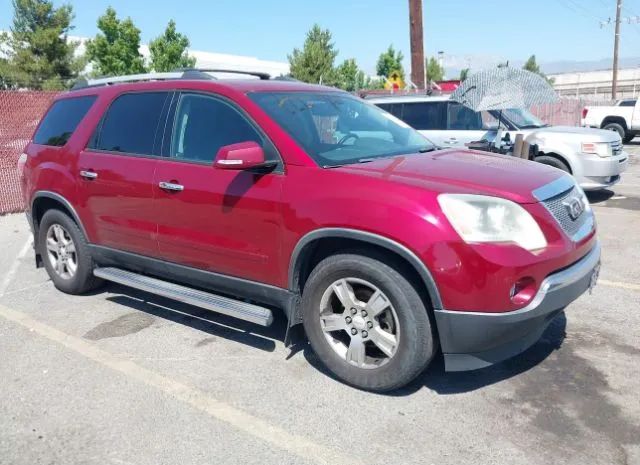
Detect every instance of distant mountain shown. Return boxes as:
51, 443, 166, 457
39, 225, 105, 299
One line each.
442, 55, 640, 80
541, 57, 640, 74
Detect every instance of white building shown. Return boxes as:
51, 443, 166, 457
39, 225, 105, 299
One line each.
69, 36, 289, 78
549, 67, 640, 100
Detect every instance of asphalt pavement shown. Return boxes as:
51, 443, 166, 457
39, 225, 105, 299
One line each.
0, 142, 639, 465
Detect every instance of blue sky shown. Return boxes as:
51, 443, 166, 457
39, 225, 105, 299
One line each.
2, 0, 640, 74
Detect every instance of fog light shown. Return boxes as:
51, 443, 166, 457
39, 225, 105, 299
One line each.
510, 277, 537, 305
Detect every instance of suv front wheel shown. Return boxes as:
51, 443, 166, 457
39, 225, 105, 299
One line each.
38, 209, 103, 294
302, 253, 435, 391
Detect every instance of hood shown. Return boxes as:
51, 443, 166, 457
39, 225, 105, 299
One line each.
336, 149, 566, 204
527, 125, 620, 142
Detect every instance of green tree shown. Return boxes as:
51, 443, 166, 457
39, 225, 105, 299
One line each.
459, 68, 470, 82
0, 0, 83, 90
86, 7, 146, 76
522, 54, 554, 84
288, 24, 339, 85
523, 54, 541, 74
336, 58, 382, 92
375, 45, 404, 79
426, 57, 444, 83
148, 20, 196, 72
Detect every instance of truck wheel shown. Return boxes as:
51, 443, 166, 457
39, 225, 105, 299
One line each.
535, 155, 570, 173
623, 133, 635, 144
603, 122, 625, 140
301, 253, 435, 392
38, 209, 103, 295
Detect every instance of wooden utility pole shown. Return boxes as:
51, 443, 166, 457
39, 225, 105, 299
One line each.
612, 0, 622, 99
409, 0, 425, 89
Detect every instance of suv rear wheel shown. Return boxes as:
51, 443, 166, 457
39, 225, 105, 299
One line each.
38, 209, 102, 294
302, 253, 435, 392
603, 122, 625, 140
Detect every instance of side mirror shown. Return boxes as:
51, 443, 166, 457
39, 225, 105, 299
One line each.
214, 141, 276, 171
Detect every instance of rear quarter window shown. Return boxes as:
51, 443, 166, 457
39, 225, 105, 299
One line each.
91, 92, 168, 156
32, 95, 97, 146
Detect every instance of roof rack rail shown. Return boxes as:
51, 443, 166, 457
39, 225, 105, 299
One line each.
70, 68, 274, 90
71, 70, 215, 90
174, 68, 272, 80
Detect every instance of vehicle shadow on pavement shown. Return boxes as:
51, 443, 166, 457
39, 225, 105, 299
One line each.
586, 190, 614, 204
403, 312, 568, 396
102, 282, 286, 352
302, 312, 567, 396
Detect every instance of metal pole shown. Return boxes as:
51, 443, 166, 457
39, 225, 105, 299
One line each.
409, 0, 425, 89
612, 0, 622, 99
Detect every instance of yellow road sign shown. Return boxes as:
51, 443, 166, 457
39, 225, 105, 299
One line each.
384, 70, 404, 90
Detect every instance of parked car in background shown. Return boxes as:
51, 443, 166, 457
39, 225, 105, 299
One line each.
21, 71, 600, 391
582, 98, 640, 143
369, 95, 629, 191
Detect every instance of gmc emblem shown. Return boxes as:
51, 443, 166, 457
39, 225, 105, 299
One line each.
564, 197, 585, 221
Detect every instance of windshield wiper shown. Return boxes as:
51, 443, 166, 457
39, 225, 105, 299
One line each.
418, 146, 438, 153
519, 124, 549, 129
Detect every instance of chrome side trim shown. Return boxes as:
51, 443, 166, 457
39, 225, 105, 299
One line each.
532, 175, 575, 201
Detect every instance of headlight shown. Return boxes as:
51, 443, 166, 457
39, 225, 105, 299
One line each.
438, 194, 548, 251
581, 142, 612, 157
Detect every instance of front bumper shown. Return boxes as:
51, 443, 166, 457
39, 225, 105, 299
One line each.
577, 152, 629, 190
434, 241, 601, 371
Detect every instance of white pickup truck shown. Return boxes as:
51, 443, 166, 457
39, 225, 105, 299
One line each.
582, 99, 639, 143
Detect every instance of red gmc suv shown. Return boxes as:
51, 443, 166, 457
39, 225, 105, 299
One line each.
20, 70, 601, 391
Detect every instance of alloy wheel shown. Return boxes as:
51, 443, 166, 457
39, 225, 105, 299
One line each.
319, 278, 400, 369
45, 223, 78, 280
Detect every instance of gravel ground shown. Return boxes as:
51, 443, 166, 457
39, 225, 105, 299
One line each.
0, 144, 638, 465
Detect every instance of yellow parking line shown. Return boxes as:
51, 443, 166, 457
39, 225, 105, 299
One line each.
599, 279, 640, 292
0, 303, 360, 465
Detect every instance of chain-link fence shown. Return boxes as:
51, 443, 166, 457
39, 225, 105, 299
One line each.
0, 91, 59, 214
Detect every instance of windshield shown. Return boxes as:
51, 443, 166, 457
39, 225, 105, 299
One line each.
249, 92, 435, 167
496, 108, 548, 129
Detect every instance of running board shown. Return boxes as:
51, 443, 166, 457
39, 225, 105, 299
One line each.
94, 267, 274, 326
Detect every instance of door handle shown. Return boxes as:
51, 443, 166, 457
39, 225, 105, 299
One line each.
159, 181, 184, 192
80, 170, 98, 180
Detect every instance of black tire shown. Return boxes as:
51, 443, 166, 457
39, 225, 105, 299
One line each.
603, 122, 625, 140
623, 133, 635, 144
301, 253, 435, 392
38, 209, 103, 294
535, 155, 570, 173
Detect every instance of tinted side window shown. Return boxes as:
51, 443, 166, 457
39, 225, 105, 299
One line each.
447, 103, 483, 130
33, 96, 96, 146
171, 94, 263, 163
400, 102, 446, 130
93, 92, 167, 155
376, 103, 402, 118
620, 100, 637, 107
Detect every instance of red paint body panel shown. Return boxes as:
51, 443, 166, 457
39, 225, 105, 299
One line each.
23, 78, 597, 315
153, 159, 284, 284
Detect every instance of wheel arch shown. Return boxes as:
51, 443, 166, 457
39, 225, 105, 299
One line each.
288, 228, 443, 311
31, 191, 87, 241
601, 116, 628, 130
535, 151, 573, 174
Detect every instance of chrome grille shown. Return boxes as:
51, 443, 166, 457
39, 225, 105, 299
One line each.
541, 186, 593, 240
610, 140, 623, 156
